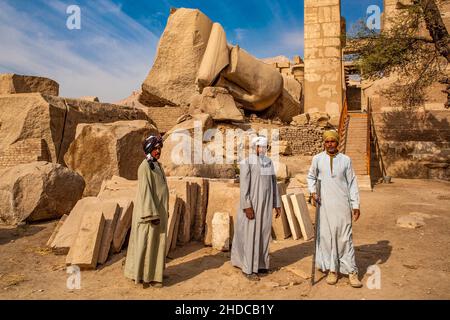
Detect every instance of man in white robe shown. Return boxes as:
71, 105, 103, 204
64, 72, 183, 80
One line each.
307, 130, 363, 288
231, 136, 281, 281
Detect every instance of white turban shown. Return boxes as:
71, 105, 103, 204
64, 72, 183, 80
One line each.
251, 136, 268, 148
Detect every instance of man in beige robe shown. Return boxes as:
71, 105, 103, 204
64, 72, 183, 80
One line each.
124, 135, 169, 287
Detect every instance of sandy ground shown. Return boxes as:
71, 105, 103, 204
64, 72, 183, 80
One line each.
1, 178, 450, 300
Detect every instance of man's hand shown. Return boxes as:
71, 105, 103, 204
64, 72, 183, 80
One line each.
244, 207, 255, 220
311, 193, 321, 207
274, 207, 281, 218
151, 219, 161, 226
353, 209, 360, 222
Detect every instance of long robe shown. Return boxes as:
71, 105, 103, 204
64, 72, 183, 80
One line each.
306, 151, 360, 274
231, 154, 281, 275
124, 160, 169, 283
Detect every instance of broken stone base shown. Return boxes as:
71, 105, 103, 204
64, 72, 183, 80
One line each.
212, 212, 230, 251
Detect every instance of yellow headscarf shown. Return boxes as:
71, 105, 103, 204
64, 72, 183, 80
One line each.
323, 130, 339, 143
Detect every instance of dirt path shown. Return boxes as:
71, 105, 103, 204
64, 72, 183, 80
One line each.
1, 178, 450, 299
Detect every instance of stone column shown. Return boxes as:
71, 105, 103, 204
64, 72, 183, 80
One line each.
383, 0, 400, 31
383, 1, 429, 37
304, 0, 344, 116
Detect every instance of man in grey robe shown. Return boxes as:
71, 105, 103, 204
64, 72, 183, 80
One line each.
231, 136, 281, 281
307, 130, 362, 288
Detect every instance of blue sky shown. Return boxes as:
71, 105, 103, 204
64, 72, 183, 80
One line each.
0, 0, 382, 102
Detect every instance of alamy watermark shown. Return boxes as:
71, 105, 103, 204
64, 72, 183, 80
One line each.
366, 5, 381, 30
66, 5, 81, 30
167, 121, 280, 175
366, 264, 381, 289
66, 265, 81, 290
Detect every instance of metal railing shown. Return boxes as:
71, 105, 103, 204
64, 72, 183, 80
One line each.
368, 100, 387, 178
339, 96, 373, 176
338, 97, 349, 153
366, 99, 371, 177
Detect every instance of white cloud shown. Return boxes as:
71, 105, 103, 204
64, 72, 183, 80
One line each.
0, 0, 159, 102
234, 28, 248, 41
279, 29, 304, 53
235, 26, 304, 61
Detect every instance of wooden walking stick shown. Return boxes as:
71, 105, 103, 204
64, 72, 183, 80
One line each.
311, 179, 321, 286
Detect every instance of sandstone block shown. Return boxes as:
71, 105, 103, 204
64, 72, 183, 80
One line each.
204, 179, 240, 246
282, 74, 303, 103
271, 183, 291, 240
274, 161, 291, 181
79, 96, 99, 102
196, 22, 230, 90
281, 194, 301, 240
140, 8, 213, 107
212, 212, 230, 251
292, 114, 310, 126
396, 215, 425, 229
166, 193, 182, 256
97, 201, 120, 265
277, 61, 290, 69
289, 193, 314, 240
166, 178, 191, 245
293, 56, 303, 64
97, 175, 137, 200
189, 87, 244, 122
0, 93, 149, 168
0, 73, 59, 96
309, 112, 330, 126
0, 162, 85, 225
46, 215, 68, 247
170, 201, 182, 252
65, 120, 158, 196
49, 197, 102, 253
221, 46, 283, 111
182, 177, 209, 241
160, 114, 234, 178
111, 199, 134, 253
66, 211, 105, 269
259, 89, 302, 123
